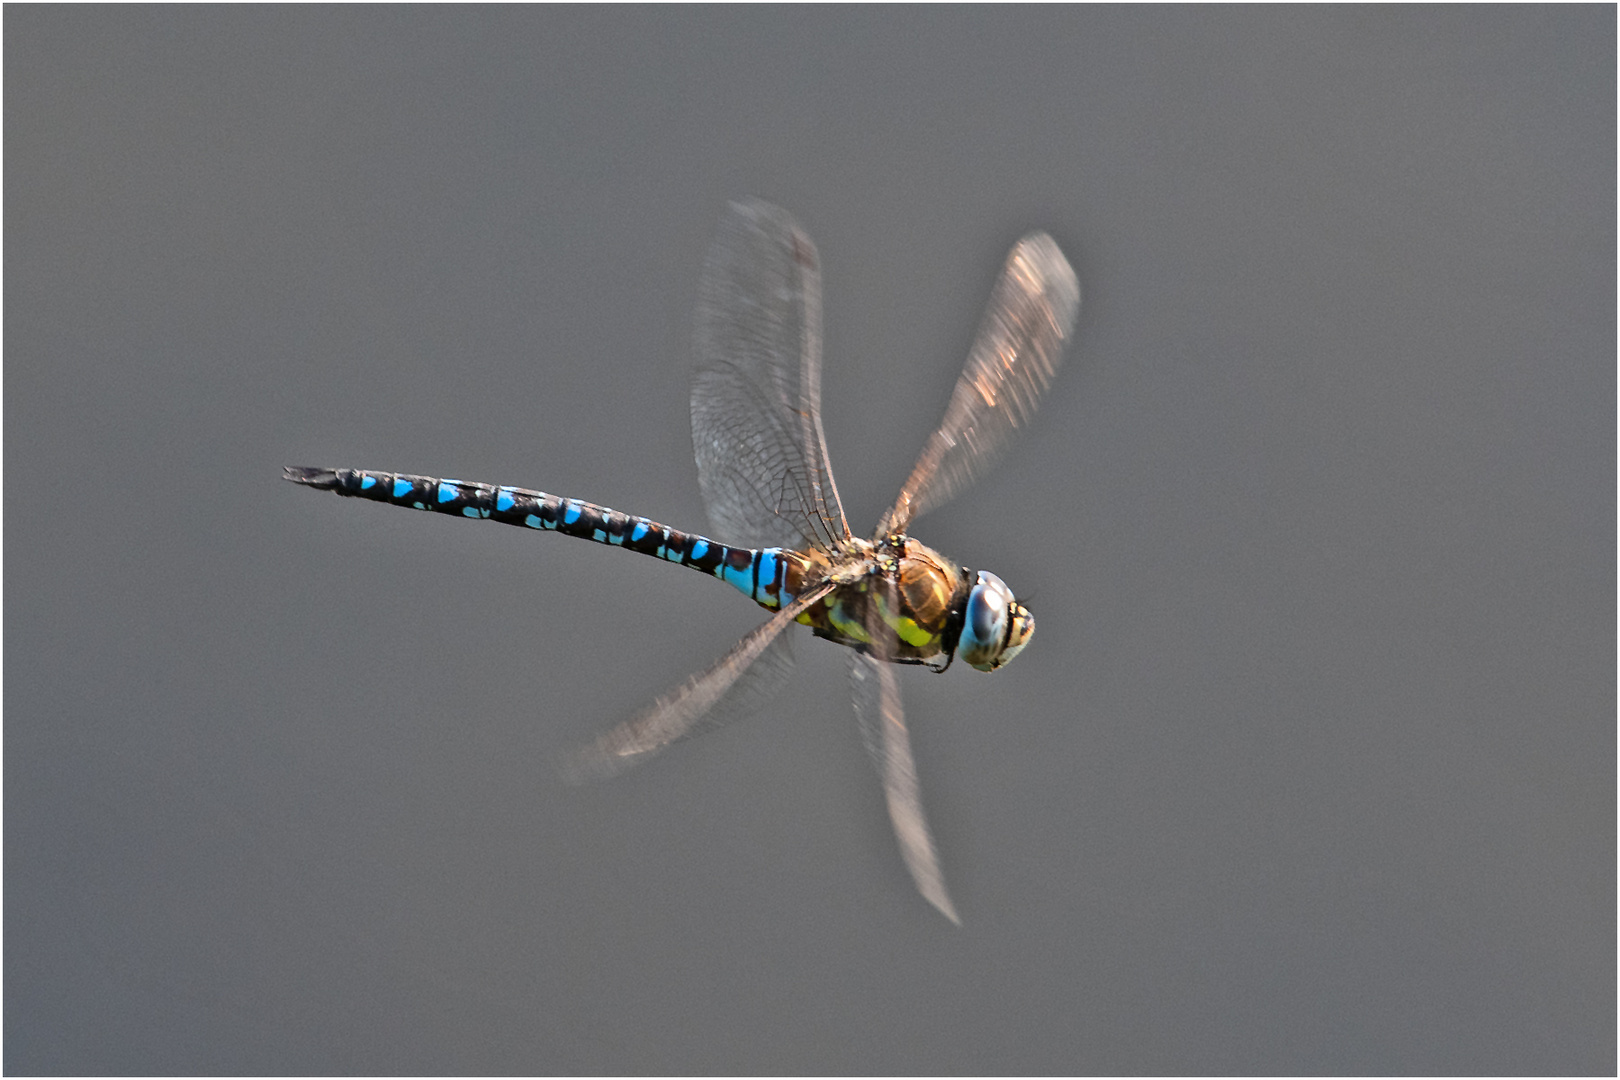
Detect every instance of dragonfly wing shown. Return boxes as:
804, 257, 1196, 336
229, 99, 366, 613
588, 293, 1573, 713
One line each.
850, 650, 961, 925
850, 573, 961, 924
878, 232, 1080, 537
564, 583, 835, 783
693, 199, 852, 552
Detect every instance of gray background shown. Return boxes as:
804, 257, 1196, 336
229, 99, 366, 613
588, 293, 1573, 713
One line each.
7, 7, 1613, 1075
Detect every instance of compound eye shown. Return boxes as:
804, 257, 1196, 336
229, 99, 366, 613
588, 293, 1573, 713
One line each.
997, 604, 1035, 668
957, 571, 1018, 672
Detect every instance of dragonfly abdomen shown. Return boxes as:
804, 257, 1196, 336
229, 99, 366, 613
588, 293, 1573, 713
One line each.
283, 467, 792, 608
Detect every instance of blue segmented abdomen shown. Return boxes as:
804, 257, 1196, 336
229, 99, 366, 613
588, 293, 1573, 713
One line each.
283, 466, 791, 608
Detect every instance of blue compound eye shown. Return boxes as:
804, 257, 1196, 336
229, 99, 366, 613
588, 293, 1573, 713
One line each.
968, 583, 1007, 649
957, 571, 1033, 672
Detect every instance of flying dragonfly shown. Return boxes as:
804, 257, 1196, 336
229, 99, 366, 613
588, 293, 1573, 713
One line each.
286, 200, 1080, 923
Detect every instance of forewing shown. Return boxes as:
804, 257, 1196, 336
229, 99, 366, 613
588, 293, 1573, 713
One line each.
850, 576, 961, 924
693, 200, 851, 551
877, 232, 1080, 537
563, 584, 833, 783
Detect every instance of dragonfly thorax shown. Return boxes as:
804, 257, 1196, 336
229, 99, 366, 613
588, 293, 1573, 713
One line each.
778, 535, 1031, 672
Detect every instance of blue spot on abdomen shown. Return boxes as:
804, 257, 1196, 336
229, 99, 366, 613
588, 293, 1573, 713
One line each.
720, 560, 753, 596
755, 550, 779, 593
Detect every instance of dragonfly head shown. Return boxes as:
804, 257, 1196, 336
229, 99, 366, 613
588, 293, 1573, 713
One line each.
956, 570, 1035, 672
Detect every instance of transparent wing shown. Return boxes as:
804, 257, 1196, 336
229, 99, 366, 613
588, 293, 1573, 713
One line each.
877, 233, 1080, 538
850, 580, 961, 924
692, 199, 851, 552
563, 583, 834, 783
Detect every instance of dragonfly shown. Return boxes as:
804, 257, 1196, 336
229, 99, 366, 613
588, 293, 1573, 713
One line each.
286, 200, 1080, 923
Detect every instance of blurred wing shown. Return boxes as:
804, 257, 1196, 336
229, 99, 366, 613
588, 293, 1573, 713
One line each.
850, 580, 961, 924
693, 200, 851, 552
877, 233, 1080, 538
564, 583, 834, 783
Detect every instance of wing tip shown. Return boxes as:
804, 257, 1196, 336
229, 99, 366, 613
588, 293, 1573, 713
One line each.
930, 891, 964, 926
726, 195, 787, 219
557, 738, 648, 786
1012, 232, 1082, 321
715, 199, 816, 261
